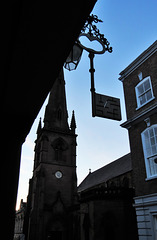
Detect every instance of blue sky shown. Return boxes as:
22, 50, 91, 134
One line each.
16, 0, 157, 209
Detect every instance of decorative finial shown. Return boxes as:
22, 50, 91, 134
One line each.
70, 110, 76, 132
36, 117, 42, 135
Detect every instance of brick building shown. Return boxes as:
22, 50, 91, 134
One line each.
119, 41, 157, 240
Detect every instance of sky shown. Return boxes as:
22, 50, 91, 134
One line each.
16, 0, 157, 209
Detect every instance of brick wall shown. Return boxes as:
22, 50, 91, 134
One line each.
123, 52, 157, 120
121, 49, 157, 197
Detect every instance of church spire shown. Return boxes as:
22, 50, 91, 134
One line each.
43, 69, 69, 131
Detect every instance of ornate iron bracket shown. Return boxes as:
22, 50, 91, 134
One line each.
81, 14, 112, 53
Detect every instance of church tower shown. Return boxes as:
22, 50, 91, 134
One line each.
27, 69, 78, 240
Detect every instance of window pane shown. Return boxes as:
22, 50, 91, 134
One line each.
136, 77, 154, 107
146, 90, 152, 101
139, 94, 146, 105
144, 79, 150, 91
149, 129, 154, 137
144, 131, 151, 156
145, 139, 150, 149
150, 137, 155, 146
152, 145, 157, 155
138, 84, 144, 95
142, 126, 157, 177
148, 157, 157, 176
146, 147, 151, 156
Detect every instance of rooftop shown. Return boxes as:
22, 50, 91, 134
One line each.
78, 153, 132, 192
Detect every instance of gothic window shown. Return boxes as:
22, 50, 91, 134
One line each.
135, 76, 155, 109
52, 138, 68, 161
141, 125, 157, 179
55, 144, 63, 161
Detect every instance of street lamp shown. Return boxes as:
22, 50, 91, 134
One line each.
64, 42, 83, 71
64, 15, 112, 71
64, 14, 121, 121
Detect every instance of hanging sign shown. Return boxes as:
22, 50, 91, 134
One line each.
93, 93, 121, 121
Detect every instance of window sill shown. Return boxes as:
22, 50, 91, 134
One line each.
136, 96, 155, 110
145, 175, 157, 181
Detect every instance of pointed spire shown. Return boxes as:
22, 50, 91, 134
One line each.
36, 117, 42, 135
44, 69, 69, 131
70, 110, 76, 133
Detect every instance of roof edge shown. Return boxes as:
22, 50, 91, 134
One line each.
78, 153, 131, 192
119, 40, 157, 82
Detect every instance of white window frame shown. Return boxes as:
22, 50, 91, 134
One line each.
153, 214, 157, 240
141, 125, 157, 180
135, 76, 155, 109
150, 212, 157, 240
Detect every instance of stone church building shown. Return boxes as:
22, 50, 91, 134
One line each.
24, 69, 79, 240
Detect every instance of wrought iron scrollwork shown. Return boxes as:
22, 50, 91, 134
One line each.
81, 14, 112, 53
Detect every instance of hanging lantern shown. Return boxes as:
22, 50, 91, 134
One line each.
64, 42, 83, 71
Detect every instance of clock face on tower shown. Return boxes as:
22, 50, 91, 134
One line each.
55, 171, 63, 179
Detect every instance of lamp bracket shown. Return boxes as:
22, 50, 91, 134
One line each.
78, 33, 106, 54
81, 14, 112, 54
